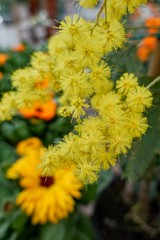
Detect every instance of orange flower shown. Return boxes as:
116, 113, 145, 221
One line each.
12, 43, 26, 52
0, 72, 3, 80
19, 100, 57, 121
0, 54, 8, 65
145, 17, 160, 34
137, 36, 157, 62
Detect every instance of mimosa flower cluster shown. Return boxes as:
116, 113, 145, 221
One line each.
1, 0, 152, 184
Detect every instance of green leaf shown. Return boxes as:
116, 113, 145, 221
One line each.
97, 169, 114, 194
40, 221, 65, 240
0, 143, 16, 168
0, 122, 19, 144
12, 211, 28, 230
79, 183, 98, 204
75, 212, 96, 240
0, 219, 11, 239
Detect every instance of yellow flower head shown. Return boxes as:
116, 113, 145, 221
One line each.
77, 0, 98, 8
16, 137, 42, 156
116, 73, 139, 95
97, 19, 126, 52
6, 139, 82, 225
59, 14, 90, 42
126, 86, 153, 113
111, 0, 147, 17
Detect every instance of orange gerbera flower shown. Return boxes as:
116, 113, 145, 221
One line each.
145, 17, 160, 34
137, 36, 157, 62
19, 99, 57, 121
0, 72, 3, 80
0, 53, 8, 65
12, 43, 26, 52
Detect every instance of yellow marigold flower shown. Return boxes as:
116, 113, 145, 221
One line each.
0, 53, 8, 65
116, 73, 139, 95
77, 0, 98, 8
16, 137, 42, 156
126, 86, 153, 113
7, 144, 82, 225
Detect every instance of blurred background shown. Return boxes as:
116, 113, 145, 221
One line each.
0, 0, 103, 47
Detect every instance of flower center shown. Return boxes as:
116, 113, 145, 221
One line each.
35, 107, 43, 113
40, 176, 54, 187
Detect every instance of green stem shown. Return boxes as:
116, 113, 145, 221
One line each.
146, 75, 160, 89
105, 0, 107, 22
91, 0, 106, 33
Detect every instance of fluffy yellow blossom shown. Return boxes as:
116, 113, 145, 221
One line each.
111, 0, 147, 16
58, 14, 90, 42
71, 98, 89, 119
78, 0, 98, 8
74, 160, 100, 184
116, 73, 139, 95
31, 52, 52, 74
7, 138, 82, 224
126, 86, 153, 113
126, 113, 148, 138
108, 130, 132, 155
60, 71, 92, 100
96, 19, 126, 52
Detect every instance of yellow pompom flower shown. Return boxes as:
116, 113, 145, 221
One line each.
108, 130, 132, 155
75, 36, 103, 67
126, 113, 148, 138
75, 160, 100, 184
126, 86, 153, 113
6, 139, 82, 225
116, 73, 139, 95
97, 19, 126, 52
78, 0, 98, 8
111, 0, 147, 17
71, 98, 89, 119
59, 14, 90, 42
